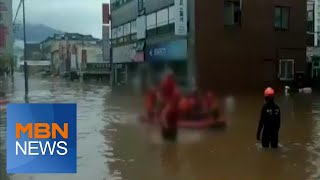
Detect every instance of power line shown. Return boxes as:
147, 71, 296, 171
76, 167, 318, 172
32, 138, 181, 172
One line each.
13, 0, 23, 26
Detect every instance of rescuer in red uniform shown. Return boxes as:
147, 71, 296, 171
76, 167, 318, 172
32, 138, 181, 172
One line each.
160, 74, 181, 141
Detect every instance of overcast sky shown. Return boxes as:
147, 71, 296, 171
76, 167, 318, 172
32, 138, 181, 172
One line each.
13, 0, 109, 38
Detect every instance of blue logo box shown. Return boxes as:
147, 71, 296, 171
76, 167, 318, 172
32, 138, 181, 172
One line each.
6, 104, 77, 174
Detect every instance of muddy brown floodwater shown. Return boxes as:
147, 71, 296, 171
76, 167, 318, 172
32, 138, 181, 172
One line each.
0, 73, 320, 180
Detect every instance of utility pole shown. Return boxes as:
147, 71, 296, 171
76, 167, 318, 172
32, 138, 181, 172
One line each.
22, 0, 28, 98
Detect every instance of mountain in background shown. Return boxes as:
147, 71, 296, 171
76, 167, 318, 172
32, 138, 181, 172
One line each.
14, 23, 64, 43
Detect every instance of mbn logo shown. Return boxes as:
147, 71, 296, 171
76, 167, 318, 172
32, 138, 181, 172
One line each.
15, 123, 68, 156
7, 104, 77, 174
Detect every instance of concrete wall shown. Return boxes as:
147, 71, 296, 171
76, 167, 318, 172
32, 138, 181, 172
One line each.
77, 45, 103, 66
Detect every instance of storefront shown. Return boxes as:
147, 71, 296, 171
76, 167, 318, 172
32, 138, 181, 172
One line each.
307, 47, 320, 85
145, 38, 188, 85
112, 43, 135, 84
112, 42, 146, 85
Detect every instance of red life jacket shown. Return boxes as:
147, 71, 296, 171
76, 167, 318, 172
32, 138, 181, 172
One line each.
163, 89, 181, 129
160, 75, 176, 102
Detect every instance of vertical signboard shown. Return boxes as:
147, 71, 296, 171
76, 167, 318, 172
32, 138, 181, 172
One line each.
102, 25, 110, 61
0, 2, 7, 51
174, 0, 187, 36
137, 15, 146, 39
102, 4, 110, 25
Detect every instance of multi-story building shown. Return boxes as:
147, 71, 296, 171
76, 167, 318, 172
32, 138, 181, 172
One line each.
110, 0, 190, 86
111, 0, 306, 91
307, 0, 320, 83
196, 0, 306, 92
41, 33, 101, 76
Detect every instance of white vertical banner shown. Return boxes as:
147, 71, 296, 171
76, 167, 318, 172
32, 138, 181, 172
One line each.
174, 0, 187, 36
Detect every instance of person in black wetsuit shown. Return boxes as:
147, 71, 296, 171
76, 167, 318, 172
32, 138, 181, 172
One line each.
256, 87, 281, 149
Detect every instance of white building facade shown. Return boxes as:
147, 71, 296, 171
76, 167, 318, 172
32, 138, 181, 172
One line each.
41, 33, 102, 75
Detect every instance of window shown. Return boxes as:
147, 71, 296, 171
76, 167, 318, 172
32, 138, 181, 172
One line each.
274, 7, 289, 30
117, 26, 124, 43
279, 59, 294, 81
131, 34, 137, 40
307, 3, 315, 32
157, 8, 169, 27
147, 13, 156, 30
169, 6, 175, 24
117, 26, 124, 38
123, 23, 131, 36
131, 20, 137, 33
224, 1, 241, 26
111, 28, 117, 39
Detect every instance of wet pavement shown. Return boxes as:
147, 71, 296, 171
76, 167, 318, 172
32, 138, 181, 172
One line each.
0, 72, 320, 180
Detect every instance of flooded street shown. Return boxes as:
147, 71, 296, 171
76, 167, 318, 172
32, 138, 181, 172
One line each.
1, 73, 320, 180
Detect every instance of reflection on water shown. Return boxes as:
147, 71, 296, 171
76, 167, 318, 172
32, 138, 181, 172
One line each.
1, 73, 320, 180
0, 74, 112, 180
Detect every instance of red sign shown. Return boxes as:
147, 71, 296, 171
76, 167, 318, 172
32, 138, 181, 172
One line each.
102, 4, 110, 24
134, 52, 144, 62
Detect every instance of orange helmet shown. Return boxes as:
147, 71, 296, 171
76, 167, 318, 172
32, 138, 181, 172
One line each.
264, 87, 275, 97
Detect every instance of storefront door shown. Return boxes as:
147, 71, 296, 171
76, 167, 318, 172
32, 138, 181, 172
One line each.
114, 64, 128, 85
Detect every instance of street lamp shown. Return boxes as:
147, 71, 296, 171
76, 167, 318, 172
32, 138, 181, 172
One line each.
22, 0, 28, 99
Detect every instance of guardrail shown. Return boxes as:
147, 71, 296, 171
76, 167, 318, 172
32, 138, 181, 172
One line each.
19, 60, 50, 66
